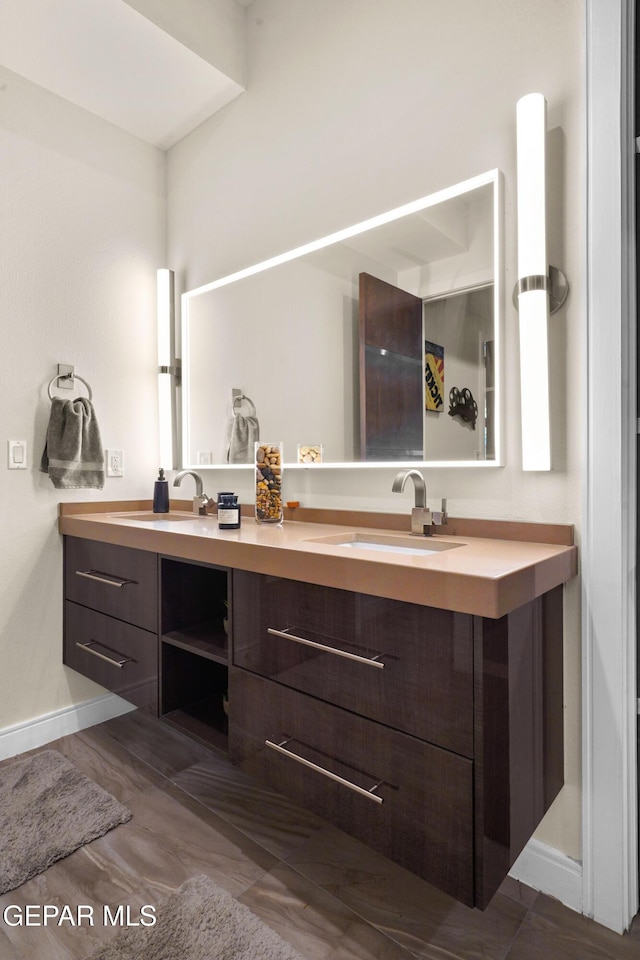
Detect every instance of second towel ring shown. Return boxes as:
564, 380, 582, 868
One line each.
232, 394, 257, 416
47, 374, 93, 401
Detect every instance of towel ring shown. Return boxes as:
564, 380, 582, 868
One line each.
232, 394, 256, 416
47, 374, 93, 401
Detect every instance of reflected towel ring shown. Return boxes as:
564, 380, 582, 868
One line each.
47, 374, 93, 401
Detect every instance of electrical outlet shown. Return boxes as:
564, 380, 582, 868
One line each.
105, 449, 124, 477
197, 451, 213, 465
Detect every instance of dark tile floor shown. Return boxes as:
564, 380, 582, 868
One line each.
0, 710, 638, 960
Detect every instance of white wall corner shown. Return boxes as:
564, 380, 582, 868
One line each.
509, 839, 583, 914
0, 695, 136, 761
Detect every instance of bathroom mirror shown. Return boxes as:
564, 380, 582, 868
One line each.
181, 169, 503, 469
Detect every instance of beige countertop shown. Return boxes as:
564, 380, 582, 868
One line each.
59, 501, 578, 619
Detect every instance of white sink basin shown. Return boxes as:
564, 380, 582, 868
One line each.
307, 532, 462, 557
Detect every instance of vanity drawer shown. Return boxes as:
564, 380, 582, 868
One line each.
229, 669, 474, 905
232, 571, 473, 756
65, 537, 158, 631
64, 601, 158, 713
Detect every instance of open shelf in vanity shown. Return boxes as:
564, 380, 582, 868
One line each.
160, 556, 230, 750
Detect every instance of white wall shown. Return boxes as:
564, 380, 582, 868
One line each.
0, 66, 165, 729
167, 0, 584, 861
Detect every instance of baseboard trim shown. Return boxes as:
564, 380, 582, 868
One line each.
0, 694, 136, 761
509, 838, 583, 914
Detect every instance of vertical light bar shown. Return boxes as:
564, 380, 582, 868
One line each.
516, 93, 551, 471
157, 268, 175, 469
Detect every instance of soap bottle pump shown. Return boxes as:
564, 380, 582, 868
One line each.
153, 468, 169, 514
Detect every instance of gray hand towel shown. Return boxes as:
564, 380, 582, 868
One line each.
40, 397, 105, 489
227, 396, 260, 464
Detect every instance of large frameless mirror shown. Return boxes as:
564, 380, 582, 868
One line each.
181, 169, 503, 469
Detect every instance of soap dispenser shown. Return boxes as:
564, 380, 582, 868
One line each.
153, 468, 169, 513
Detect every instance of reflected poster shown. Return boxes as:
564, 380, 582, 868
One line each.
425, 341, 444, 411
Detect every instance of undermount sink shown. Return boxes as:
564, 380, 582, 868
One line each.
307, 532, 462, 557
109, 512, 205, 522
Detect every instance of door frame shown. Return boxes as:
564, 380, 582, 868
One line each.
583, 0, 638, 933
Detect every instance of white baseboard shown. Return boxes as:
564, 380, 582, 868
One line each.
0, 694, 136, 761
509, 838, 583, 914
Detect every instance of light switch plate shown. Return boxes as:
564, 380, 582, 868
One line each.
105, 449, 124, 477
8, 440, 27, 469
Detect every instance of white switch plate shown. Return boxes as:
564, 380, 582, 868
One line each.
105, 449, 124, 477
7, 440, 27, 469
197, 451, 213, 465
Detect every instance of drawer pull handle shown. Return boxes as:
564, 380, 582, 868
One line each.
265, 737, 384, 804
75, 569, 136, 588
75, 640, 134, 668
267, 628, 385, 669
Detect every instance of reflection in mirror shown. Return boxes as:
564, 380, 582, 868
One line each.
181, 169, 502, 469
360, 280, 495, 461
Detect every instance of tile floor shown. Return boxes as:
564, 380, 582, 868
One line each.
0, 710, 638, 960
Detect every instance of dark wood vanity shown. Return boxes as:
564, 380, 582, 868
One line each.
63, 537, 231, 750
60, 506, 575, 911
230, 571, 563, 908
64, 537, 159, 714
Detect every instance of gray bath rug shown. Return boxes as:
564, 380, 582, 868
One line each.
86, 875, 307, 960
0, 749, 131, 894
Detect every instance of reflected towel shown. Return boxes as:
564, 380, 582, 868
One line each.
40, 397, 105, 489
227, 396, 260, 464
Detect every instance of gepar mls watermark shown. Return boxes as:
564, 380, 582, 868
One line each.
2, 903, 157, 927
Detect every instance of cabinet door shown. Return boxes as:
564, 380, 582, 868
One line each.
64, 601, 158, 712
65, 537, 158, 631
230, 669, 474, 906
233, 571, 473, 756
